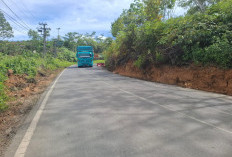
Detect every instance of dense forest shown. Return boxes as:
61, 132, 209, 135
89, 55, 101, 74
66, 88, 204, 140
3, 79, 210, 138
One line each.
105, 0, 232, 70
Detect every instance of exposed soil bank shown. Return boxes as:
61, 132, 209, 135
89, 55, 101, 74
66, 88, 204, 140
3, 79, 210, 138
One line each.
0, 69, 62, 157
114, 62, 232, 96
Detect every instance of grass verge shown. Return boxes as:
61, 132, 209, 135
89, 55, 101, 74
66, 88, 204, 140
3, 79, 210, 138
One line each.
0, 52, 74, 111
94, 60, 105, 64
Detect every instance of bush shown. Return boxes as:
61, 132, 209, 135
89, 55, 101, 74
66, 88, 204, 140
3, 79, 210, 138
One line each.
134, 54, 146, 68
57, 47, 77, 62
0, 82, 8, 111
0, 49, 75, 111
105, 0, 232, 69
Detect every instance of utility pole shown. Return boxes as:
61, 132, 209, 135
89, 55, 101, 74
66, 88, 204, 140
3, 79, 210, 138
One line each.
53, 28, 61, 58
38, 23, 51, 56
57, 28, 60, 40
53, 39, 57, 58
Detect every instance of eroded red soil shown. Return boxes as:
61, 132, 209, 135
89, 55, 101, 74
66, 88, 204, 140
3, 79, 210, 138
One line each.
0, 69, 62, 157
114, 62, 232, 95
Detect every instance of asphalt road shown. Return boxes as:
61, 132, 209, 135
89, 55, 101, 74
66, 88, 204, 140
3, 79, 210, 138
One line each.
5, 65, 232, 157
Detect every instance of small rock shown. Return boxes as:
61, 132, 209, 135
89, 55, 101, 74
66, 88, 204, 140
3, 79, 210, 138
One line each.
19, 109, 25, 114
38, 70, 46, 77
25, 87, 30, 92
5, 127, 12, 136
27, 78, 37, 84
10, 86, 18, 91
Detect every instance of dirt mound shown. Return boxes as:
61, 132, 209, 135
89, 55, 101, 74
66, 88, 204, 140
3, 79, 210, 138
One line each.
114, 62, 232, 96
0, 69, 62, 157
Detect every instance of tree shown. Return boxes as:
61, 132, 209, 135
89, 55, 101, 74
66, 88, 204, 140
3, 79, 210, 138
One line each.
63, 32, 78, 51
144, 0, 161, 20
178, 0, 221, 14
28, 29, 41, 41
111, 0, 145, 37
111, 0, 177, 38
111, 16, 125, 37
28, 29, 42, 51
144, 0, 176, 20
0, 11, 13, 40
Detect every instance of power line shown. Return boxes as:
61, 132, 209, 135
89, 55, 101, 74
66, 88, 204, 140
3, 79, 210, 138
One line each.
7, 0, 36, 23
0, 0, 31, 30
12, 27, 28, 35
0, 9, 29, 34
1, 11, 27, 35
0, 11, 29, 38
18, 0, 37, 22
2, 15, 28, 35
0, 9, 29, 32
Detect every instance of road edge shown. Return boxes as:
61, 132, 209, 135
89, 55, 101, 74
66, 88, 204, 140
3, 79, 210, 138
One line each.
4, 69, 66, 157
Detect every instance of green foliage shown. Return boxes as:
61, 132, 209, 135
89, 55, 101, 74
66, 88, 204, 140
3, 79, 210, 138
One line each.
155, 51, 165, 63
0, 11, 13, 40
63, 32, 78, 51
178, 0, 221, 14
134, 54, 146, 68
57, 47, 77, 62
190, 38, 232, 67
104, 41, 118, 71
94, 60, 105, 64
111, 17, 125, 37
28, 29, 41, 41
3, 56, 38, 77
0, 53, 8, 110
28, 29, 42, 52
111, 0, 146, 38
105, 0, 232, 69
63, 32, 112, 53
0, 49, 74, 111
0, 82, 8, 111
0, 41, 42, 55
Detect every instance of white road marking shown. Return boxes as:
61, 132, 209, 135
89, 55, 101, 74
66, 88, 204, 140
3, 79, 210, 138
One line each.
58, 67, 232, 134
14, 70, 65, 157
145, 93, 232, 116
143, 81, 232, 116
103, 81, 232, 135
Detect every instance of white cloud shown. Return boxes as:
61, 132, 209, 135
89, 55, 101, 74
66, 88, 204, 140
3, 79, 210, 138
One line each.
85, 18, 98, 23
2, 0, 186, 40
2, 0, 134, 40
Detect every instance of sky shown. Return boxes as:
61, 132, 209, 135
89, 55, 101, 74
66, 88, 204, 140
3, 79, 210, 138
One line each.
0, 0, 186, 41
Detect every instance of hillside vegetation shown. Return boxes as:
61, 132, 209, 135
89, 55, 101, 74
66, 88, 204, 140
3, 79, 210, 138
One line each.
0, 43, 75, 111
105, 0, 232, 70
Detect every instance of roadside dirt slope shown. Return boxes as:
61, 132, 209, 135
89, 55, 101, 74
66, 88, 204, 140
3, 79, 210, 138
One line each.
114, 62, 232, 96
0, 69, 62, 157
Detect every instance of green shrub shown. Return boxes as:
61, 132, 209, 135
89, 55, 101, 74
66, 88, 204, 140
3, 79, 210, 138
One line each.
134, 54, 146, 68
57, 47, 77, 62
105, 0, 232, 69
94, 60, 105, 64
155, 51, 165, 63
203, 39, 232, 67
0, 49, 75, 111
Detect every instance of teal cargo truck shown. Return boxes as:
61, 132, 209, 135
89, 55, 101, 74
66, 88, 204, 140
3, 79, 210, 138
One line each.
76, 46, 94, 67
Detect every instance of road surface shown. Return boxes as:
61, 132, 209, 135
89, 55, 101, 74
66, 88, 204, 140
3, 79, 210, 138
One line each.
5, 65, 232, 157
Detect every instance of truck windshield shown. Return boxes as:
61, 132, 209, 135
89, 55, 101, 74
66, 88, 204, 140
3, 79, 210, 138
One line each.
79, 53, 92, 58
